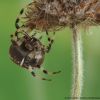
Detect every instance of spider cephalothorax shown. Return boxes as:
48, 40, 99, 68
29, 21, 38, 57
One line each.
9, 34, 61, 81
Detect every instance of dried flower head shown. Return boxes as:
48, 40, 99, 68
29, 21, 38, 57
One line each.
16, 0, 100, 34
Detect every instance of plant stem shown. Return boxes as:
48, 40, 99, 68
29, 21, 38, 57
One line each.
71, 26, 83, 100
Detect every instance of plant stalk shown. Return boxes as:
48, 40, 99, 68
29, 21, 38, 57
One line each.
71, 26, 83, 100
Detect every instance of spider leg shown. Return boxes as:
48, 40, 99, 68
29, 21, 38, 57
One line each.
15, 8, 24, 29
14, 27, 27, 40
10, 33, 19, 44
15, 1, 35, 29
15, 31, 20, 40
31, 32, 42, 40
14, 30, 24, 40
40, 67, 61, 76
28, 66, 52, 81
15, 18, 20, 29
10, 34, 17, 45
32, 32, 37, 37
45, 30, 55, 53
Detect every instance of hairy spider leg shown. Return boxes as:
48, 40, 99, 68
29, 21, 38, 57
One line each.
14, 29, 25, 40
14, 29, 28, 40
28, 66, 52, 81
15, 8, 24, 29
10, 30, 29, 45
39, 66, 61, 76
15, 31, 20, 40
46, 30, 55, 53
10, 33, 20, 44
31, 32, 43, 40
15, 1, 35, 29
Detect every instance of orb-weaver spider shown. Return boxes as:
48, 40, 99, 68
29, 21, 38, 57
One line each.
9, 33, 61, 81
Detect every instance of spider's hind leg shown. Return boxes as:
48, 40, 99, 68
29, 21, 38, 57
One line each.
40, 67, 61, 76
28, 66, 52, 81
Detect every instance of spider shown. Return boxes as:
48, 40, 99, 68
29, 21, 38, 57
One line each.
9, 33, 61, 81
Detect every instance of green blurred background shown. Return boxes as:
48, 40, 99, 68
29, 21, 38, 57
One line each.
0, 0, 100, 100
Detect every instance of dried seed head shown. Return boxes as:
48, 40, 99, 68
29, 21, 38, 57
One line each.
17, 0, 100, 33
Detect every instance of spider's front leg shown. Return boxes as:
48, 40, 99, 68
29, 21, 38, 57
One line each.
45, 30, 55, 53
